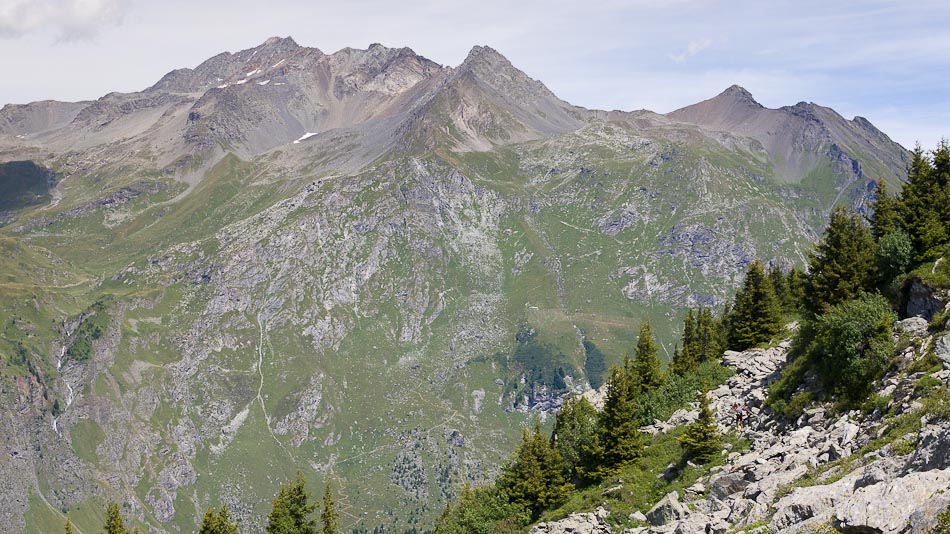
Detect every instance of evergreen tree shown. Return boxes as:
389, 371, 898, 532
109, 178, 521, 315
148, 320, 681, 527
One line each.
551, 396, 597, 480
869, 181, 900, 241
805, 206, 877, 314
266, 472, 317, 534
65, 518, 75, 534
103, 502, 130, 534
434, 485, 529, 534
321, 483, 339, 534
673, 309, 724, 376
584, 366, 643, 480
679, 391, 722, 464
898, 143, 950, 259
876, 230, 914, 286
629, 322, 663, 395
728, 261, 784, 350
497, 423, 571, 518
198, 506, 240, 534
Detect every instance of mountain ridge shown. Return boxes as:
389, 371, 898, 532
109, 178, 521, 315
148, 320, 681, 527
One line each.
0, 36, 918, 534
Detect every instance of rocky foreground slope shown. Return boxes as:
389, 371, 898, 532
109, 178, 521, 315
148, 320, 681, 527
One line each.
533, 317, 950, 533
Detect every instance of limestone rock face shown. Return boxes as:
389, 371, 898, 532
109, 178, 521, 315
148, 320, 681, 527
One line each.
530, 507, 612, 534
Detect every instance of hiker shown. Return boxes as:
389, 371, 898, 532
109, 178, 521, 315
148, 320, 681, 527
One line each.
734, 402, 745, 431
736, 402, 745, 432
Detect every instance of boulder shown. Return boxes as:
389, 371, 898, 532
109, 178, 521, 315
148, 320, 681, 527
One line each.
936, 333, 950, 369
707, 470, 750, 500
897, 316, 930, 336
905, 425, 950, 472
530, 508, 612, 534
835, 469, 950, 533
646, 491, 685, 526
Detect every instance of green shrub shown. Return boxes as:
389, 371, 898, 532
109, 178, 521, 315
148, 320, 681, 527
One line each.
877, 230, 914, 285
805, 293, 896, 405
860, 393, 892, 416
783, 391, 814, 420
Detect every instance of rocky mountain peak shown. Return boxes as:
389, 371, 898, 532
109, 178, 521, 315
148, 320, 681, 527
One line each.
718, 84, 761, 107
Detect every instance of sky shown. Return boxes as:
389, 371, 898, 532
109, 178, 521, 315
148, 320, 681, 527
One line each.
0, 0, 947, 149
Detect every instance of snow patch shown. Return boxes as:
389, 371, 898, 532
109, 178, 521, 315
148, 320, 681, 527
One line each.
216, 84, 230, 89
245, 69, 260, 77
257, 79, 271, 86
293, 132, 318, 144
235, 79, 248, 85
271, 59, 285, 68
274, 82, 286, 86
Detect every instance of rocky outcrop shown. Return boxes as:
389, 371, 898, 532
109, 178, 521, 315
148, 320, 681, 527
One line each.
535, 319, 950, 534
530, 507, 612, 534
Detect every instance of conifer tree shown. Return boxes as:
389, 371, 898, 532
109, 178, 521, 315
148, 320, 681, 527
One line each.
728, 261, 783, 350
584, 366, 643, 480
679, 391, 722, 464
497, 423, 571, 517
805, 206, 877, 314
629, 321, 663, 395
65, 518, 75, 534
321, 483, 339, 534
198, 506, 240, 534
551, 396, 597, 479
103, 502, 130, 534
266, 472, 317, 534
898, 143, 950, 259
870, 181, 900, 240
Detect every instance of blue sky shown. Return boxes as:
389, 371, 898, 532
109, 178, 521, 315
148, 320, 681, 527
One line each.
1, 0, 947, 149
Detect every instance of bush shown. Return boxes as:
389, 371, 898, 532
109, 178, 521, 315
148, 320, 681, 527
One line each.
876, 230, 914, 285
805, 293, 896, 405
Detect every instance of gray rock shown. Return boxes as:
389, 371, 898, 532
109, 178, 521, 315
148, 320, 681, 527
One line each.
905, 425, 950, 472
897, 316, 930, 336
708, 470, 750, 500
936, 333, 950, 369
646, 491, 685, 526
835, 469, 950, 533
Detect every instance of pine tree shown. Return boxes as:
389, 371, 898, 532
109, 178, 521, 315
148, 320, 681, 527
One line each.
805, 206, 877, 314
870, 181, 900, 241
551, 396, 597, 479
583, 366, 643, 480
65, 518, 75, 534
266, 472, 317, 534
198, 506, 240, 534
629, 322, 663, 395
728, 261, 784, 350
679, 391, 721, 464
103, 502, 130, 534
321, 483, 339, 534
898, 143, 950, 259
497, 423, 571, 518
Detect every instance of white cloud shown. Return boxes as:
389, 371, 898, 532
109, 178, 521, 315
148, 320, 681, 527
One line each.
670, 38, 712, 63
0, 0, 129, 40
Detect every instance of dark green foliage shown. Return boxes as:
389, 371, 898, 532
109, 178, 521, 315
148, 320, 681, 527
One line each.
52, 398, 63, 417
434, 486, 528, 534
678, 391, 721, 464
769, 265, 805, 315
934, 506, 950, 534
897, 143, 950, 260
875, 230, 913, 286
266, 472, 317, 534
804, 293, 896, 405
582, 339, 607, 389
583, 366, 643, 480
198, 506, 240, 534
728, 261, 784, 350
513, 329, 571, 392
870, 181, 900, 240
672, 308, 726, 375
497, 424, 572, 518
102, 502, 129, 534
805, 206, 877, 314
637, 361, 733, 429
65, 518, 75, 534
629, 322, 663, 395
321, 483, 339, 534
67, 300, 111, 362
551, 396, 598, 480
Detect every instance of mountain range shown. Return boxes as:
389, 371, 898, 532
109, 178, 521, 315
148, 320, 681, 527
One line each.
0, 37, 909, 533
